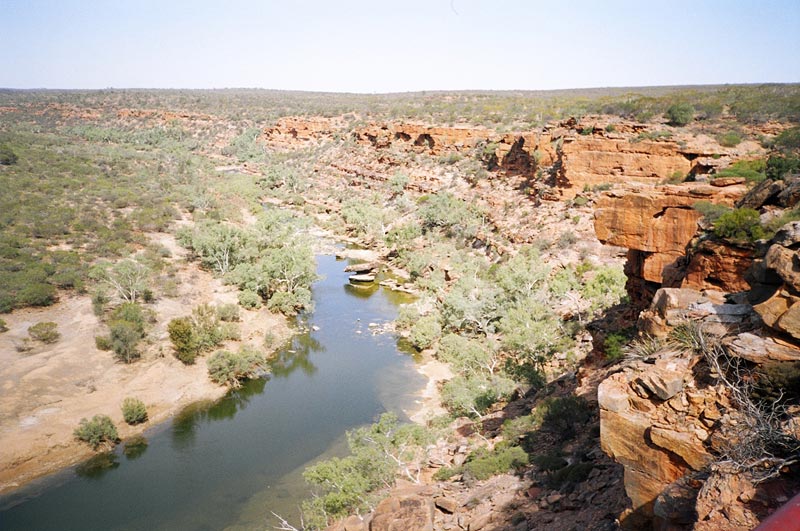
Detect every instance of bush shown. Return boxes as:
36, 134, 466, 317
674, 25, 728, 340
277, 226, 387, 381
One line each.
0, 144, 17, 165
95, 335, 112, 351
665, 103, 694, 126
207, 346, 268, 387
121, 397, 148, 424
775, 126, 800, 152
766, 155, 800, 180
408, 313, 441, 350
693, 201, 732, 222
542, 396, 592, 441
108, 321, 140, 362
168, 317, 197, 364
714, 208, 767, 243
28, 321, 60, 344
0, 318, 7, 332
604, 332, 630, 361
74, 415, 119, 449
216, 303, 240, 322
717, 132, 743, 147
716, 159, 767, 183
238, 289, 261, 309
461, 445, 529, 480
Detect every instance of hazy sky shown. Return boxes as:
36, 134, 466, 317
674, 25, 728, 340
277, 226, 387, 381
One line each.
2, 0, 799, 92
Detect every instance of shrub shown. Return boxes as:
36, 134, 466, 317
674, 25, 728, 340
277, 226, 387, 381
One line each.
665, 103, 694, 126
121, 397, 148, 424
714, 208, 767, 243
766, 155, 800, 180
109, 320, 142, 363
95, 335, 112, 351
216, 303, 240, 322
238, 289, 261, 309
604, 332, 630, 361
693, 201, 732, 222
542, 396, 592, 441
716, 159, 767, 183
408, 313, 441, 351
0, 144, 17, 165
548, 462, 594, 488
462, 445, 529, 480
0, 318, 7, 332
441, 374, 516, 418
74, 415, 119, 449
775, 126, 800, 152
717, 132, 743, 147
28, 321, 60, 344
168, 317, 197, 364
207, 346, 268, 387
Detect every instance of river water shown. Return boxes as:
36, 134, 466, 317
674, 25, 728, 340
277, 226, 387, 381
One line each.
0, 254, 425, 530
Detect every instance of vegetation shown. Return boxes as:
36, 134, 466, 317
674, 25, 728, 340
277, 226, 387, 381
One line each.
121, 397, 148, 424
207, 345, 268, 387
74, 415, 119, 449
168, 304, 240, 364
713, 208, 767, 243
715, 159, 767, 183
27, 321, 60, 344
302, 413, 432, 528
665, 103, 694, 126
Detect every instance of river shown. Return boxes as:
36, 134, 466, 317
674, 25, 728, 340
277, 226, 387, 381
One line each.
0, 254, 425, 530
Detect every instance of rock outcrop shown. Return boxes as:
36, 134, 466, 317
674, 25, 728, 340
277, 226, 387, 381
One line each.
594, 183, 747, 308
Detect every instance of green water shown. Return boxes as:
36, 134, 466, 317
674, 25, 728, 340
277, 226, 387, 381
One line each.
0, 255, 425, 530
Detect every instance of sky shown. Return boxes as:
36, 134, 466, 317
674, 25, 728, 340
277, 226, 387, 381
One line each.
1, 0, 799, 93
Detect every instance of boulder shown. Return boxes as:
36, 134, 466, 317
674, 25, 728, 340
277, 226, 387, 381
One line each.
369, 489, 435, 531
344, 261, 381, 273
723, 332, 800, 362
736, 179, 786, 209
649, 427, 713, 470
765, 245, 800, 291
638, 357, 690, 401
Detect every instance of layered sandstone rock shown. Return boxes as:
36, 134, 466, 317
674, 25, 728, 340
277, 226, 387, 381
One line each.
262, 116, 342, 146
594, 184, 746, 307
558, 137, 693, 194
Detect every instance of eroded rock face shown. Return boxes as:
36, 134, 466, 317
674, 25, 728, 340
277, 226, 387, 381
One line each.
559, 137, 692, 194
262, 116, 342, 147
594, 185, 746, 307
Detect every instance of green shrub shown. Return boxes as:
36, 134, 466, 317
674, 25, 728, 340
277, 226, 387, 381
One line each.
28, 321, 60, 344
462, 445, 529, 480
0, 144, 17, 165
95, 335, 112, 351
775, 126, 800, 151
168, 317, 197, 364
604, 332, 630, 361
548, 462, 594, 488
74, 415, 119, 449
109, 320, 142, 363
532, 453, 568, 472
0, 318, 7, 332
441, 374, 516, 418
766, 155, 800, 180
207, 346, 268, 387
238, 289, 261, 309
665, 103, 694, 126
216, 303, 240, 322
693, 201, 732, 222
717, 132, 743, 147
121, 397, 148, 424
714, 208, 766, 243
716, 159, 767, 183
605, 124, 616, 133
408, 313, 441, 350
542, 396, 592, 441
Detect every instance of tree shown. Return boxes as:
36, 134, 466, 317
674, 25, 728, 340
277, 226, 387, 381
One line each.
207, 345, 268, 387
90, 259, 151, 303
178, 221, 251, 275
0, 144, 17, 165
440, 275, 501, 335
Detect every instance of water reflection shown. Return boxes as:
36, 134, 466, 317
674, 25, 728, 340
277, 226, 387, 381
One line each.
123, 436, 149, 461
344, 282, 379, 299
269, 333, 323, 378
171, 379, 268, 450
75, 452, 120, 480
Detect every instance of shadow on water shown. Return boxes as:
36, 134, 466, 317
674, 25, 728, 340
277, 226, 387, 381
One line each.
122, 436, 149, 461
